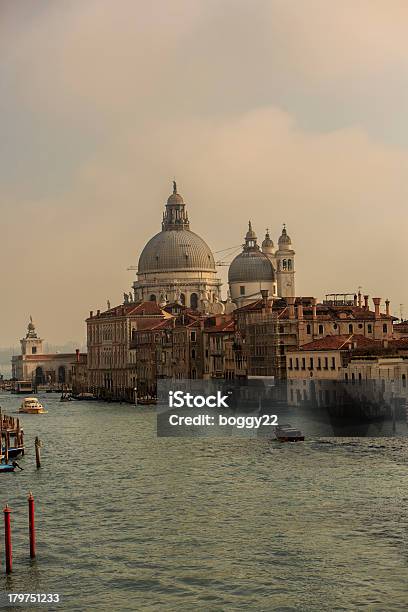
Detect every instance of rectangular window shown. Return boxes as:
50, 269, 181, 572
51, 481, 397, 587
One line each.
301, 357, 306, 370
331, 357, 336, 370
289, 358, 293, 370
191, 331, 196, 342
295, 358, 299, 370
324, 357, 328, 370
317, 358, 321, 370
310, 357, 314, 370
368, 324, 372, 333
240, 286, 245, 296
32, 347, 37, 354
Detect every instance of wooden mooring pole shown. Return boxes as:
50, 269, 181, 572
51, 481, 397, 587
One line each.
28, 492, 36, 559
35, 437, 42, 469
3, 505, 12, 574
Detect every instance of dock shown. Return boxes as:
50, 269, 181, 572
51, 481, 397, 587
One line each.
0, 411, 25, 460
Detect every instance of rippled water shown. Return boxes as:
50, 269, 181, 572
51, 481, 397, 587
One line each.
0, 392, 408, 611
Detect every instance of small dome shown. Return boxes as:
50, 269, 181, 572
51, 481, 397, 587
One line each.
167, 180, 184, 205
278, 225, 292, 250
229, 250, 275, 283
167, 192, 184, 205
262, 230, 274, 249
245, 220, 257, 242
138, 229, 216, 274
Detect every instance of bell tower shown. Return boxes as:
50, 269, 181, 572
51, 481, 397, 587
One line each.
20, 316, 44, 356
276, 225, 295, 298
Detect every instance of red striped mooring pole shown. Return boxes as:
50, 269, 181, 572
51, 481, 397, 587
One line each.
3, 504, 12, 574
28, 492, 36, 559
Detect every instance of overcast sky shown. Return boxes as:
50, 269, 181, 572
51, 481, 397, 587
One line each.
1, 0, 408, 346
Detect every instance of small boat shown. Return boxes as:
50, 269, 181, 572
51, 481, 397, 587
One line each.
60, 391, 72, 402
0, 460, 15, 473
19, 397, 47, 414
73, 392, 97, 401
273, 424, 304, 442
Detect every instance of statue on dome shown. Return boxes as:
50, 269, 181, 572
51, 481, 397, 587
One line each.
123, 292, 129, 304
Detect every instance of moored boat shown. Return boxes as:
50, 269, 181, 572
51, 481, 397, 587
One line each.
0, 463, 15, 473
273, 424, 304, 442
19, 397, 47, 414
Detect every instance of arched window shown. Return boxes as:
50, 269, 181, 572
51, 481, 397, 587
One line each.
287, 259, 292, 270
190, 293, 198, 309
149, 294, 156, 302
348, 324, 353, 334
306, 324, 311, 334
282, 259, 287, 270
318, 324, 324, 334
180, 293, 186, 305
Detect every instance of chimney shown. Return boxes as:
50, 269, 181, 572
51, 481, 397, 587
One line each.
358, 290, 362, 308
260, 289, 269, 312
90, 311, 93, 318
287, 297, 295, 319
75, 348, 80, 363
385, 299, 390, 316
312, 298, 317, 320
353, 294, 357, 307
363, 295, 369, 310
373, 297, 381, 319
297, 300, 304, 321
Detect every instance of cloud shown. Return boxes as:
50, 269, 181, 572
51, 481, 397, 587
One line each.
0, 0, 407, 346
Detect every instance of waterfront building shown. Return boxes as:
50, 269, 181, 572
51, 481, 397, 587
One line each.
233, 293, 396, 378
11, 318, 84, 386
130, 304, 206, 397
86, 301, 171, 398
228, 223, 295, 306
202, 315, 246, 380
286, 336, 408, 409
133, 182, 222, 312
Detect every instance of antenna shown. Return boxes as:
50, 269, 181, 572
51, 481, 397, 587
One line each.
400, 303, 404, 321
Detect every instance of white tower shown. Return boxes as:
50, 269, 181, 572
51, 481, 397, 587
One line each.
276, 225, 295, 298
20, 316, 44, 356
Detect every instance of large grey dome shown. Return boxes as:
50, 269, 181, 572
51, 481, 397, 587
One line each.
138, 229, 216, 274
228, 250, 275, 283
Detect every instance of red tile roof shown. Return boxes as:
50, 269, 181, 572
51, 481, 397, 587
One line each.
87, 301, 167, 320
292, 334, 382, 352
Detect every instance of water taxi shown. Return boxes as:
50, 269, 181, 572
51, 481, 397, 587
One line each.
19, 397, 47, 415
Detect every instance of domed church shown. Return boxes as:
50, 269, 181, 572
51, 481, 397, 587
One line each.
228, 222, 295, 306
133, 182, 222, 310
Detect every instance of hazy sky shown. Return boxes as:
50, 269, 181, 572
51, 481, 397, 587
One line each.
1, 0, 408, 346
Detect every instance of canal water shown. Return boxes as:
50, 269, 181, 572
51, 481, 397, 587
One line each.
0, 393, 408, 611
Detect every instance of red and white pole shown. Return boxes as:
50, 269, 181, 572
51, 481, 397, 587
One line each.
28, 492, 36, 559
3, 504, 12, 574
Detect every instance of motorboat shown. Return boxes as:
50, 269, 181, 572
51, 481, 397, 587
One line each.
273, 424, 304, 442
19, 397, 47, 414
